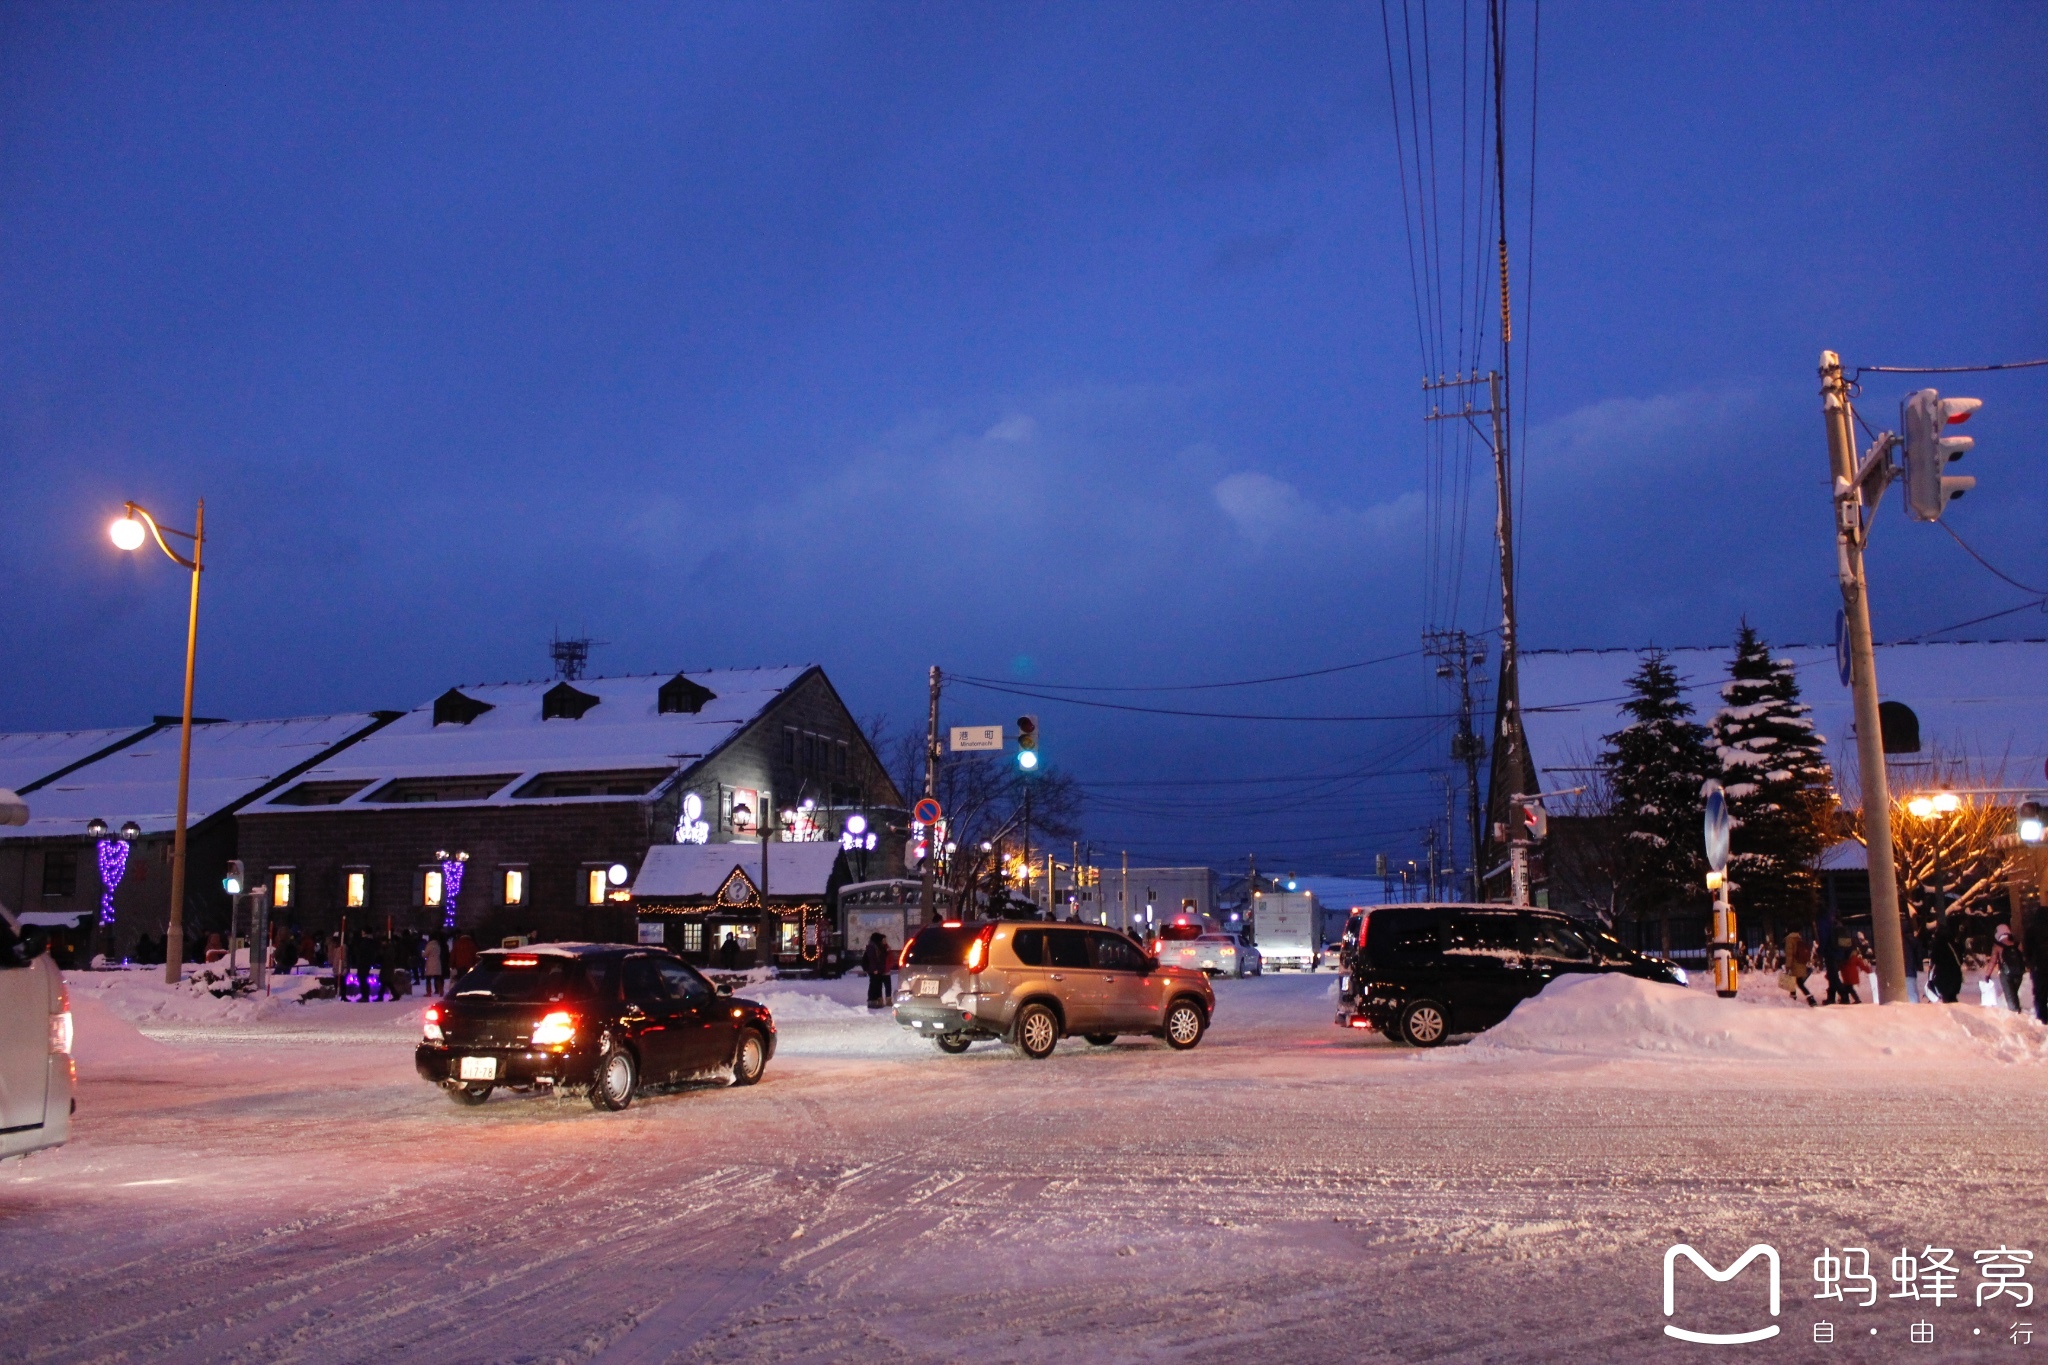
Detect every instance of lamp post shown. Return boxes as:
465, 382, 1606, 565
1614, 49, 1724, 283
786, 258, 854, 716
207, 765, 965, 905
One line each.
110, 499, 204, 985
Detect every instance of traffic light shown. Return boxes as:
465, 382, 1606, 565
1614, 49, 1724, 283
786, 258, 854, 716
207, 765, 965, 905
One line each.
1902, 388, 1982, 521
222, 860, 245, 896
2020, 801, 2045, 845
1015, 714, 1039, 771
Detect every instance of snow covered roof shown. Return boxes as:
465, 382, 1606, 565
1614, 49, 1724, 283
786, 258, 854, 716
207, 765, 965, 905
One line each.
1521, 640, 2048, 797
249, 667, 811, 813
632, 841, 844, 899
0, 724, 160, 793
0, 714, 391, 841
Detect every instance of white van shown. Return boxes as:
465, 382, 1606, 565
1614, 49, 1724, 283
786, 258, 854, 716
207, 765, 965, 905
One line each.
1, 901, 74, 1161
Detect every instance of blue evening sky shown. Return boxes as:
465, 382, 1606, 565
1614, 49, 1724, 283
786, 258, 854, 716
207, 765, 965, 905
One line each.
4, 3, 2044, 876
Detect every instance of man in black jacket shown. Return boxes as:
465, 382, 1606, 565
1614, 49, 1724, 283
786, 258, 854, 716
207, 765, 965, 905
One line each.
861, 932, 892, 1009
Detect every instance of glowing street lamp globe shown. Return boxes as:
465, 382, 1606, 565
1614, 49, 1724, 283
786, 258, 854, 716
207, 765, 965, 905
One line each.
1905, 796, 1936, 820
1931, 791, 1961, 814
110, 516, 146, 551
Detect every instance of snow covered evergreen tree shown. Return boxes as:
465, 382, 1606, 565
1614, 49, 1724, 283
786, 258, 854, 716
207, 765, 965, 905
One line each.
1710, 623, 1833, 937
1601, 650, 1714, 925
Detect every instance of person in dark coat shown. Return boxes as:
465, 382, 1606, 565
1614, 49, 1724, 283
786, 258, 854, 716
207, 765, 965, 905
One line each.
2023, 903, 2048, 1024
719, 932, 741, 972
1929, 915, 1965, 1003
861, 931, 892, 1009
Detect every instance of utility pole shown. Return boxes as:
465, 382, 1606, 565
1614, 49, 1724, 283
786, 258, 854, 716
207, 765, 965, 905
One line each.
1822, 350, 1910, 1005
1424, 629, 1488, 898
918, 666, 942, 925
1424, 374, 1531, 901
1020, 784, 1032, 918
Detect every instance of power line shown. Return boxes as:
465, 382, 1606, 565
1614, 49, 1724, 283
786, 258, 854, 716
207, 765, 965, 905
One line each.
950, 645, 1435, 694
1852, 359, 2048, 380
1892, 597, 2047, 645
1939, 521, 2048, 596
949, 678, 1453, 723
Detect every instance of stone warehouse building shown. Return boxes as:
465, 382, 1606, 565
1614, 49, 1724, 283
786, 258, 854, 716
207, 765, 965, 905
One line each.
0, 714, 401, 961
235, 667, 905, 944
0, 664, 904, 956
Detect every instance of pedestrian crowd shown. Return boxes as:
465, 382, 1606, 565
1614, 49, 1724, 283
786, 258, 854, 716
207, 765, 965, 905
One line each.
1760, 905, 2048, 1023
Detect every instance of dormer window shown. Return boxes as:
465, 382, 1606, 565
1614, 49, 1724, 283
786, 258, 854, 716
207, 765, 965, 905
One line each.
542, 682, 601, 720
658, 673, 718, 715
433, 688, 494, 726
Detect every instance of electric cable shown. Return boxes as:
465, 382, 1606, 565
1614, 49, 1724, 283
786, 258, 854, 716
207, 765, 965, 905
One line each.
1938, 521, 2048, 596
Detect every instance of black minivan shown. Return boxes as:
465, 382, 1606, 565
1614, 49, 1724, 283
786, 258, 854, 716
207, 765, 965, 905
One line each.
1334, 903, 1686, 1046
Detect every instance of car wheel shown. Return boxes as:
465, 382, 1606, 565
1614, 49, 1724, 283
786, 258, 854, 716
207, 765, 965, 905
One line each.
590, 1042, 637, 1111
1014, 1004, 1060, 1060
446, 1083, 492, 1106
1398, 1000, 1450, 1047
731, 1029, 768, 1086
935, 1034, 972, 1054
1162, 1000, 1206, 1050
1084, 1033, 1116, 1047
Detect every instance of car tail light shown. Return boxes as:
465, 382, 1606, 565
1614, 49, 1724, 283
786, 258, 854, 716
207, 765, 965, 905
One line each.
898, 940, 913, 970
1348, 1017, 1372, 1029
966, 924, 997, 973
530, 1010, 577, 1046
422, 1004, 443, 1043
49, 1010, 73, 1056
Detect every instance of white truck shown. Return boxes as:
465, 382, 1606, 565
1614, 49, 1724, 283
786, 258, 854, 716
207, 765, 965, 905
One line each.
1250, 891, 1319, 970
1, 900, 74, 1162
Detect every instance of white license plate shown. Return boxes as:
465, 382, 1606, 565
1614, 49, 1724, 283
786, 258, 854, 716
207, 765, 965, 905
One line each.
917, 978, 940, 996
458, 1056, 498, 1081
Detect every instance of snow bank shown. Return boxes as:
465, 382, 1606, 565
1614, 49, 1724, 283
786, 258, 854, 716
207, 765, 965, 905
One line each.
1464, 972, 2048, 1066
68, 995, 195, 1070
745, 986, 879, 1023
66, 968, 423, 1032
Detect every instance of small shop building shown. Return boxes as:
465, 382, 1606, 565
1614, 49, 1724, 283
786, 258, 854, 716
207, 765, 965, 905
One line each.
630, 841, 849, 968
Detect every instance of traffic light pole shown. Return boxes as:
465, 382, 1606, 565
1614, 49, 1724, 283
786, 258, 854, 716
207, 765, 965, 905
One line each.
1822, 351, 1911, 1005
919, 666, 941, 926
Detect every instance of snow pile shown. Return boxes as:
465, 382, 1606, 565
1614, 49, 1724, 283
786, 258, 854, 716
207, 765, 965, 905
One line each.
1464, 972, 2048, 1065
67, 994, 197, 1070
66, 968, 421, 1031
745, 984, 884, 1023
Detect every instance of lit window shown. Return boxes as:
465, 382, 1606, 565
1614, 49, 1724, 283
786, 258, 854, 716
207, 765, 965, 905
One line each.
681, 922, 704, 953
585, 869, 607, 905
424, 869, 445, 907
271, 872, 293, 909
503, 869, 525, 906
345, 871, 367, 908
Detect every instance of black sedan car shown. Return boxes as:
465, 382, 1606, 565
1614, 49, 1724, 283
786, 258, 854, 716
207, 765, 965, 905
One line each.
416, 944, 775, 1109
1335, 904, 1687, 1046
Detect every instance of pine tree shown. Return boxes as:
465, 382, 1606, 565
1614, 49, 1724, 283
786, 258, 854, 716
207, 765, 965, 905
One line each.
1710, 623, 1834, 936
1602, 650, 1715, 922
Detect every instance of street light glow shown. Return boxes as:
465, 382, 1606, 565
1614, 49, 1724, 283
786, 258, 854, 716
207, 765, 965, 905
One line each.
1931, 791, 1961, 814
110, 516, 146, 551
1905, 796, 1936, 820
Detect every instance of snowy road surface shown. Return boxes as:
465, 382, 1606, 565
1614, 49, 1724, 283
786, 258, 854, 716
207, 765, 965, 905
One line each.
4, 971, 2045, 1364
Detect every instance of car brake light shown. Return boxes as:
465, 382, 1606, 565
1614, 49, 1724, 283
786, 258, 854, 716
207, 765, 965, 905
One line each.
898, 939, 913, 970
49, 1010, 73, 1056
503, 956, 539, 967
966, 924, 997, 973
1348, 1017, 1372, 1029
531, 1010, 577, 1046
422, 1004, 444, 1042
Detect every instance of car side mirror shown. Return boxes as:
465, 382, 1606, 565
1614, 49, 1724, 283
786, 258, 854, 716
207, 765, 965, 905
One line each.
1141, 957, 1159, 974
716, 981, 733, 996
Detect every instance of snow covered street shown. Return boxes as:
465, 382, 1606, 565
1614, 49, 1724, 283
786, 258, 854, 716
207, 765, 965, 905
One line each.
5, 971, 2046, 1364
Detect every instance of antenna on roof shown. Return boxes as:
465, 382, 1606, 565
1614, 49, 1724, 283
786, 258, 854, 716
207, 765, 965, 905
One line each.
549, 630, 604, 681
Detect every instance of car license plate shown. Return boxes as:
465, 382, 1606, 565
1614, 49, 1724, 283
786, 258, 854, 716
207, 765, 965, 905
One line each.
458, 1056, 498, 1081
917, 978, 940, 996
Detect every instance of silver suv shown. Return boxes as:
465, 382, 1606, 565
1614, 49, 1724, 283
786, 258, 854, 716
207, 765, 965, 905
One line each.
894, 921, 1215, 1059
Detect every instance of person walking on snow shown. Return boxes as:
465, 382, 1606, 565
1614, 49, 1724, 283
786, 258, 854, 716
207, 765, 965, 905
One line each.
1929, 917, 1965, 1004
1839, 941, 1867, 1004
861, 931, 892, 1009
1781, 932, 1817, 1007
423, 934, 445, 996
1988, 923, 2024, 1012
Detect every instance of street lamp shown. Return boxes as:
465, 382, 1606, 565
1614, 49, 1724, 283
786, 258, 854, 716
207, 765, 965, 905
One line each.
109, 498, 205, 985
